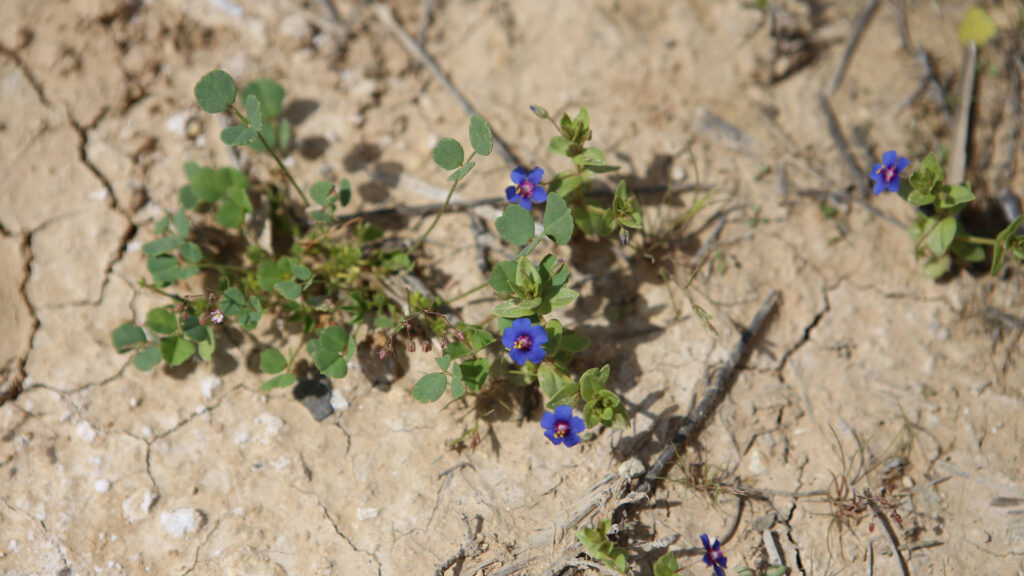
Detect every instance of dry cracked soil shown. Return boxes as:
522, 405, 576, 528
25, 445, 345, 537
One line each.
2, 0, 1024, 575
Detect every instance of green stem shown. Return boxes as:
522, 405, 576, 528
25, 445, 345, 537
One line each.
955, 234, 996, 246
514, 232, 545, 260
447, 280, 490, 304
196, 261, 250, 273
411, 151, 478, 254
229, 105, 310, 207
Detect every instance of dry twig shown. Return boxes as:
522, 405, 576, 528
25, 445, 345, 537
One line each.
827, 0, 880, 97
948, 42, 978, 186
817, 94, 867, 196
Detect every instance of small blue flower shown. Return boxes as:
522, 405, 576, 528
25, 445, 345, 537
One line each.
501, 318, 548, 366
870, 150, 910, 195
700, 534, 727, 576
540, 405, 585, 447
506, 166, 547, 210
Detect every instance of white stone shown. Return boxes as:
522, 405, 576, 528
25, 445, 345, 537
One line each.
356, 508, 379, 520
200, 375, 222, 399
329, 391, 350, 412
94, 479, 111, 493
747, 448, 768, 476
122, 489, 157, 523
256, 413, 284, 438
76, 421, 98, 443
160, 508, 205, 539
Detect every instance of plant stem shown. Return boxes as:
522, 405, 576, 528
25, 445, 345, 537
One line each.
447, 280, 489, 304
229, 105, 310, 207
514, 232, 545, 260
411, 151, 477, 254
196, 261, 250, 273
956, 234, 996, 246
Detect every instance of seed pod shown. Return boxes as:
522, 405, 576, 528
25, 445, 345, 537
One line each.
422, 340, 432, 353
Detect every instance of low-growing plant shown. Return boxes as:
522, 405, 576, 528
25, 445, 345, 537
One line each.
870, 150, 1024, 278
111, 70, 649, 444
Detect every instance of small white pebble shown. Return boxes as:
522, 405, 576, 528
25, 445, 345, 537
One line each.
671, 165, 687, 182
140, 426, 153, 438
330, 391, 350, 412
129, 397, 140, 408
89, 188, 109, 201
160, 508, 205, 539
76, 421, 98, 443
200, 375, 222, 400
356, 508, 379, 520
94, 479, 111, 493
194, 405, 207, 415
747, 448, 768, 476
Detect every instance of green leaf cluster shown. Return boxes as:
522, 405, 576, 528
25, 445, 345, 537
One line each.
111, 301, 219, 371
431, 115, 493, 182
179, 162, 253, 228
144, 208, 201, 287
309, 179, 351, 223
576, 518, 627, 574
489, 255, 578, 319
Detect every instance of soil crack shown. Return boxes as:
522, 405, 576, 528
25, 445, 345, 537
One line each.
776, 287, 831, 374
316, 497, 383, 575
0, 44, 51, 107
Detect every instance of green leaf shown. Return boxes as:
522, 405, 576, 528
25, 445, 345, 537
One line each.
447, 161, 476, 182
159, 336, 195, 367
550, 173, 584, 198
244, 94, 262, 132
546, 381, 580, 408
959, 6, 997, 45
310, 181, 334, 206
549, 136, 571, 156
262, 373, 297, 391
320, 326, 349, 353
259, 348, 288, 374
489, 260, 518, 298
241, 78, 285, 118
435, 355, 452, 371
412, 372, 448, 402
584, 389, 630, 430
215, 198, 245, 228
313, 349, 348, 378
179, 242, 202, 263
291, 264, 312, 281
197, 336, 215, 362
492, 298, 541, 318
537, 364, 559, 398
572, 147, 605, 167
559, 331, 590, 353
576, 518, 627, 574
274, 280, 302, 300
543, 193, 574, 245
460, 358, 489, 392
926, 216, 957, 256
542, 285, 579, 313
579, 365, 610, 401
432, 138, 464, 170
146, 254, 181, 286
653, 552, 679, 576
133, 345, 162, 371
338, 178, 352, 207
256, 259, 289, 291
469, 115, 493, 156
194, 70, 236, 113
112, 322, 147, 353
923, 254, 951, 279
496, 204, 535, 246
179, 186, 199, 210
946, 184, 975, 207
221, 125, 258, 146
142, 236, 184, 256
991, 244, 1005, 276
449, 363, 465, 399
145, 307, 178, 335
181, 316, 209, 342
950, 239, 986, 263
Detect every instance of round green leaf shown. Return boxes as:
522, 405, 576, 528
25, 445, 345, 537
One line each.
320, 326, 349, 353
159, 336, 195, 367
244, 94, 262, 132
194, 70, 237, 114
259, 348, 288, 374
310, 181, 334, 206
179, 242, 202, 263
338, 179, 352, 207
262, 373, 297, 391
142, 236, 184, 256
496, 204, 535, 246
469, 115, 493, 156
241, 79, 285, 118
111, 322, 146, 353
543, 193, 574, 245
447, 161, 476, 182
221, 125, 258, 147
145, 307, 178, 335
432, 138, 464, 170
274, 280, 302, 300
313, 349, 348, 378
926, 216, 958, 256
133, 345, 162, 371
412, 372, 448, 402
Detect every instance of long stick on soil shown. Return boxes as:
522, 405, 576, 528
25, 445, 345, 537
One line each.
827, 0, 881, 96
369, 2, 520, 169
818, 94, 867, 196
948, 42, 978, 186
637, 289, 779, 495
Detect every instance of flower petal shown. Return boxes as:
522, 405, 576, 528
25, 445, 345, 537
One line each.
714, 567, 726, 576
882, 150, 898, 166
526, 346, 546, 365
869, 169, 883, 182
509, 347, 528, 366
510, 166, 528, 185
544, 428, 561, 445
517, 198, 533, 210
569, 416, 586, 434
501, 327, 517, 349
540, 411, 557, 430
887, 180, 900, 192
553, 404, 573, 421
529, 324, 549, 346
532, 187, 548, 204
527, 166, 544, 184
873, 180, 887, 195
506, 186, 518, 202
562, 433, 580, 447
896, 157, 910, 172
700, 534, 712, 550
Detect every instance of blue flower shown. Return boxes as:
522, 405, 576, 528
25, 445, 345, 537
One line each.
505, 166, 547, 210
541, 405, 585, 447
870, 150, 910, 195
700, 534, 727, 576
501, 318, 548, 366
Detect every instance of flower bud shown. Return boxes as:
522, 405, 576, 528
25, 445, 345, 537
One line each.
422, 340, 432, 353
406, 341, 416, 353
530, 105, 549, 119
454, 330, 466, 342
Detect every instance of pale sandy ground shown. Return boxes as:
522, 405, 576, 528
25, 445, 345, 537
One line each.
1, 0, 1023, 574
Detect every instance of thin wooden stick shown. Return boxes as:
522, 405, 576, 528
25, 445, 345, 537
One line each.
818, 94, 867, 196
866, 497, 910, 576
948, 42, 977, 186
369, 2, 520, 169
828, 0, 881, 97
